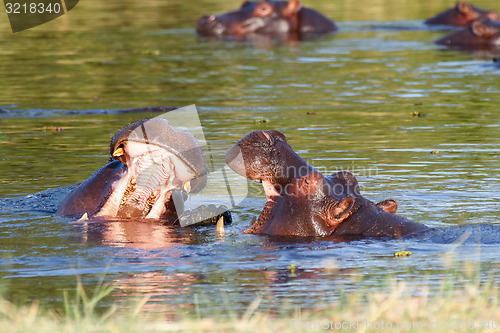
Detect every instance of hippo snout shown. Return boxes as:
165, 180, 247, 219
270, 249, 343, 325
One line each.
197, 15, 226, 36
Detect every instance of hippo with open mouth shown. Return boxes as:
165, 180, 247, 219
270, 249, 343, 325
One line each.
57, 118, 209, 223
225, 130, 429, 239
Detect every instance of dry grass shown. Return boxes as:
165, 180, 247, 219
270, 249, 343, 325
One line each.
1, 266, 499, 333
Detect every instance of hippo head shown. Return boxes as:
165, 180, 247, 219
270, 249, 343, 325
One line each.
226, 130, 357, 236
58, 118, 207, 220
225, 130, 427, 238
425, 2, 499, 27
197, 0, 305, 37
108, 118, 207, 218
436, 19, 500, 49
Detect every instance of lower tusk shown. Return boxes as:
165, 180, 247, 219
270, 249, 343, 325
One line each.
183, 181, 191, 193
113, 147, 125, 157
216, 216, 225, 235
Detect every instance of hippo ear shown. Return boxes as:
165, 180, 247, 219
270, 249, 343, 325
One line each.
326, 196, 355, 228
471, 22, 491, 38
376, 199, 398, 214
267, 130, 287, 143
457, 2, 471, 14
487, 11, 499, 22
284, 0, 302, 16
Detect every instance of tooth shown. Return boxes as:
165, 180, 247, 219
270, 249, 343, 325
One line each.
216, 216, 225, 235
78, 213, 88, 221
169, 175, 175, 183
183, 181, 191, 193
262, 131, 272, 142
113, 147, 125, 157
131, 178, 136, 185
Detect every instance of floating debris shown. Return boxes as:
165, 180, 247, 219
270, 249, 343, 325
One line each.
430, 150, 440, 155
43, 126, 64, 133
394, 251, 412, 257
141, 49, 161, 56
254, 118, 270, 125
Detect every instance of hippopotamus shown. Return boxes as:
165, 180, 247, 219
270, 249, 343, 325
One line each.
225, 130, 429, 239
196, 0, 337, 38
425, 2, 499, 27
435, 19, 500, 50
57, 118, 208, 222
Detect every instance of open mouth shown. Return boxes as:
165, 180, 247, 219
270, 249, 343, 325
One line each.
89, 118, 207, 220
112, 141, 194, 219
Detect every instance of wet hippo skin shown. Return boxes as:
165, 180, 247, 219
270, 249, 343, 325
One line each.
57, 118, 207, 222
436, 19, 500, 49
425, 2, 499, 27
197, 0, 337, 38
225, 130, 429, 239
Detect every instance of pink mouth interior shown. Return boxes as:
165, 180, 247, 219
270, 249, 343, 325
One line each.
116, 143, 190, 219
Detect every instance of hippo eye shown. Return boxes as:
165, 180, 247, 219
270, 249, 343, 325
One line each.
255, 3, 273, 17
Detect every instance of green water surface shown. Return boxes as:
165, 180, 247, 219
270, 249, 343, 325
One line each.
0, 0, 499, 317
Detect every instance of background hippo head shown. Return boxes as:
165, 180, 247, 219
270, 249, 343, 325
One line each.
196, 0, 337, 37
425, 2, 499, 27
436, 19, 500, 49
57, 118, 207, 220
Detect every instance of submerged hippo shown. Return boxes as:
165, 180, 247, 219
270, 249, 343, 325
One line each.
57, 118, 208, 222
196, 0, 337, 38
435, 19, 500, 49
425, 2, 499, 27
225, 130, 429, 239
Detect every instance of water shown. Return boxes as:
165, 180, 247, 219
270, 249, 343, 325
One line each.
0, 0, 499, 317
